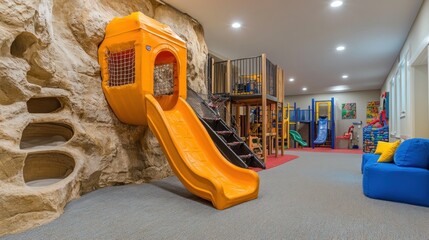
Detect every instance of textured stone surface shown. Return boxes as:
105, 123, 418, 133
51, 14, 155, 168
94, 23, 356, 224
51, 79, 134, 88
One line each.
154, 5, 209, 95
0, 0, 207, 236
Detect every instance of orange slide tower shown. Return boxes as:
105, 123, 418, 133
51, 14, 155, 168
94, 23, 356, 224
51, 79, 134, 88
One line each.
98, 12, 259, 209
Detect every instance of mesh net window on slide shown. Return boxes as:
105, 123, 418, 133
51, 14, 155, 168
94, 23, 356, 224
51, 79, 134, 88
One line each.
107, 48, 136, 87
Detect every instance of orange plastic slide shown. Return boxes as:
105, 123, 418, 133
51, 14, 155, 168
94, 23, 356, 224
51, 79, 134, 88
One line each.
146, 94, 259, 210
98, 12, 259, 209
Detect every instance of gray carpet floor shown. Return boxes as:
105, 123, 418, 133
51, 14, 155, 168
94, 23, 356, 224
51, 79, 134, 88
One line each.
4, 151, 429, 240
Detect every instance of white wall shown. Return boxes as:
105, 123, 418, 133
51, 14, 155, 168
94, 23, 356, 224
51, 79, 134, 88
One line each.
413, 64, 429, 137
285, 90, 380, 148
382, 1, 429, 140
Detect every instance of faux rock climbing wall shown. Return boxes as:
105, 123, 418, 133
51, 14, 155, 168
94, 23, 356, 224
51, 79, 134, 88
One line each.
0, 0, 208, 236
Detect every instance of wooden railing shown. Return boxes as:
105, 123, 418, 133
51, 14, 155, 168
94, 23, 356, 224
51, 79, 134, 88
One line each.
211, 54, 280, 98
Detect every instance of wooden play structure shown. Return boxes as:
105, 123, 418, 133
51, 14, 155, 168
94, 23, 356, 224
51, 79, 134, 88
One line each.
211, 54, 285, 161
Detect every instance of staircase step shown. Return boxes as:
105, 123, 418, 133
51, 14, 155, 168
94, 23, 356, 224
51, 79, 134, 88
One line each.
227, 141, 242, 146
238, 154, 253, 160
216, 130, 233, 135
202, 117, 220, 122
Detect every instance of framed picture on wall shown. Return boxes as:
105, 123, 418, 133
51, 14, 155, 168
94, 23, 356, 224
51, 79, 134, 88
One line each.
342, 103, 356, 119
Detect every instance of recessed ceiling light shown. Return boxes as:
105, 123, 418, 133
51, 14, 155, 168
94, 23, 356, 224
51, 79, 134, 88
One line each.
330, 1, 343, 8
342, 75, 349, 79
289, 78, 295, 82
336, 45, 346, 51
302, 87, 307, 91
231, 22, 241, 29
330, 85, 350, 92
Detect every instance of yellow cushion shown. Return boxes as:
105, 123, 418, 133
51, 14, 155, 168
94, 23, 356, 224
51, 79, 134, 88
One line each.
375, 141, 392, 154
377, 141, 401, 163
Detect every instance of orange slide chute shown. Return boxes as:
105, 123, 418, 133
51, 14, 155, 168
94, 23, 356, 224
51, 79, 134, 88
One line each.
146, 94, 258, 209
98, 12, 259, 209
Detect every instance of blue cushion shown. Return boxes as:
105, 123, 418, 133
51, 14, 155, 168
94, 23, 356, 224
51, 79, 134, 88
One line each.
363, 162, 429, 207
394, 138, 429, 169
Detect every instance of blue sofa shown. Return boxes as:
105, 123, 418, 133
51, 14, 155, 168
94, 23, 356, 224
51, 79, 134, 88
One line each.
362, 138, 429, 207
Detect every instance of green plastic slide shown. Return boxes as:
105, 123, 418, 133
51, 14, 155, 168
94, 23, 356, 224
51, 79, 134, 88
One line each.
289, 130, 308, 147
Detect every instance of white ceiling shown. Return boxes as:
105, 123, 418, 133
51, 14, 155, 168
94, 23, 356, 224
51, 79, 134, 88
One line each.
163, 0, 423, 96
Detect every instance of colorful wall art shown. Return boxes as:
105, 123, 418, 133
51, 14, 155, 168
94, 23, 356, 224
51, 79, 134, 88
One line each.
366, 101, 380, 124
342, 103, 356, 119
